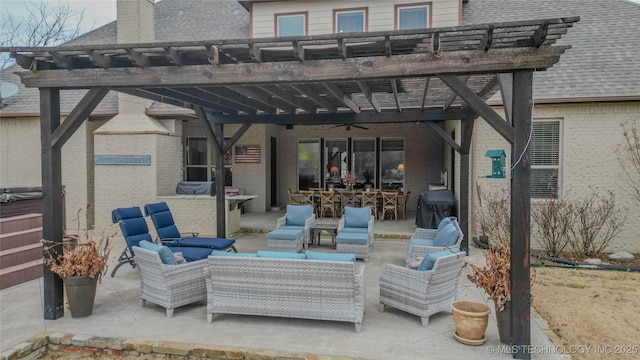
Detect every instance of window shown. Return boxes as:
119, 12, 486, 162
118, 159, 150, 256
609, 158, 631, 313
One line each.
396, 4, 430, 30
324, 139, 348, 189
298, 139, 321, 190
184, 137, 232, 185
352, 139, 376, 187
530, 121, 561, 199
276, 13, 306, 37
335, 8, 366, 33
380, 138, 404, 191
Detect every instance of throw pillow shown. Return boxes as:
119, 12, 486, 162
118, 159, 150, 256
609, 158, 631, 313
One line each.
416, 248, 461, 271
138, 240, 178, 265
210, 250, 257, 257
433, 223, 459, 246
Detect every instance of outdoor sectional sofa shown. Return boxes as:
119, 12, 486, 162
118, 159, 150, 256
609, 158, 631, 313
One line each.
204, 250, 366, 332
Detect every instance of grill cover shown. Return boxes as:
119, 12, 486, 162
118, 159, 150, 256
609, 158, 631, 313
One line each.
176, 181, 215, 196
415, 189, 455, 228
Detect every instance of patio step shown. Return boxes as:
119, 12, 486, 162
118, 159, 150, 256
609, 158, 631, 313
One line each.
0, 214, 44, 289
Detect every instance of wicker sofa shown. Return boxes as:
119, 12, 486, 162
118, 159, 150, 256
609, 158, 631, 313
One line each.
204, 250, 366, 332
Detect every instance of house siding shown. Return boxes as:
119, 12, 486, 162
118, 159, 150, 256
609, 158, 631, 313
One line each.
471, 102, 640, 252
251, 0, 460, 37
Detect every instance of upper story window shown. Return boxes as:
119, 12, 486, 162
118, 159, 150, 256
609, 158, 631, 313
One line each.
334, 8, 367, 33
276, 12, 307, 37
396, 4, 430, 30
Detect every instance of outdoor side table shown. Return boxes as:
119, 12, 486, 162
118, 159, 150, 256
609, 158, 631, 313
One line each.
312, 221, 338, 248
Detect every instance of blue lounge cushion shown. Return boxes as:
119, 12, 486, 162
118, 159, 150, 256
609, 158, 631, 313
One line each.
434, 223, 459, 246
144, 202, 182, 239
171, 246, 211, 262
286, 205, 312, 226
305, 250, 355, 262
139, 240, 178, 265
344, 206, 371, 228
279, 225, 304, 231
267, 228, 303, 240
417, 248, 462, 271
336, 232, 368, 245
257, 250, 306, 259
177, 237, 236, 250
438, 217, 453, 231
210, 250, 257, 257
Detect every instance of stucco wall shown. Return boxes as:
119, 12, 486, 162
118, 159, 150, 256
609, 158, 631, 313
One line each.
0, 116, 101, 230
471, 102, 640, 252
251, 0, 460, 37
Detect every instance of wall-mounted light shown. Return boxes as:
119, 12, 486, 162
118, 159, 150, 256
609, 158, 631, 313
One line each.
397, 163, 404, 171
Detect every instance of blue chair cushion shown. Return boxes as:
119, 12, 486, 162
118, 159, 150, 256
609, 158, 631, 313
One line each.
407, 238, 435, 255
417, 248, 462, 271
257, 250, 306, 259
144, 202, 182, 239
267, 228, 303, 240
286, 205, 312, 226
279, 225, 304, 232
210, 250, 257, 257
340, 227, 368, 234
305, 250, 355, 262
434, 223, 459, 246
336, 232, 368, 245
344, 206, 370, 228
437, 217, 453, 231
139, 240, 178, 265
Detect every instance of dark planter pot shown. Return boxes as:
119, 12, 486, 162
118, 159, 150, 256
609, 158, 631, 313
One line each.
495, 300, 512, 345
64, 276, 98, 318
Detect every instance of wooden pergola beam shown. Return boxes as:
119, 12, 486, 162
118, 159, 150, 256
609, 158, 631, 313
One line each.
51, 88, 110, 148
16, 47, 569, 88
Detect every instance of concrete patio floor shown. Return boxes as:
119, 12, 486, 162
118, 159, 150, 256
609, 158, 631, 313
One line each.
0, 210, 561, 359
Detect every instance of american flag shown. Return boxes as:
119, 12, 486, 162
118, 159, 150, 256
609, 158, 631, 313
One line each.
235, 145, 261, 163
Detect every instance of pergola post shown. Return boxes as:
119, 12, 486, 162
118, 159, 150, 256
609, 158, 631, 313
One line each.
510, 70, 533, 359
213, 123, 226, 238
459, 106, 477, 255
40, 88, 65, 320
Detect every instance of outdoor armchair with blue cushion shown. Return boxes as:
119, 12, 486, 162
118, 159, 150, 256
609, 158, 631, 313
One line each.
338, 206, 375, 247
380, 249, 466, 326
132, 243, 208, 318
143, 202, 237, 253
110, 206, 212, 277
275, 204, 316, 249
405, 217, 463, 266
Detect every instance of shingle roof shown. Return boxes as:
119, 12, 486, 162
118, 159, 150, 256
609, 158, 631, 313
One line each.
463, 0, 640, 102
2, 0, 638, 117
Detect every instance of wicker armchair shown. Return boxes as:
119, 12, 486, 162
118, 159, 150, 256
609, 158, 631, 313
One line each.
379, 251, 466, 326
405, 218, 464, 266
275, 204, 316, 248
132, 246, 208, 318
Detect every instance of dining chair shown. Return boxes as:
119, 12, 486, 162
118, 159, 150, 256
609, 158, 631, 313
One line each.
318, 191, 338, 218
287, 188, 303, 205
360, 190, 379, 220
340, 191, 358, 216
381, 191, 399, 222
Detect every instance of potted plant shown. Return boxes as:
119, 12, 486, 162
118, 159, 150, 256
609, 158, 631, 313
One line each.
42, 224, 111, 318
465, 243, 511, 344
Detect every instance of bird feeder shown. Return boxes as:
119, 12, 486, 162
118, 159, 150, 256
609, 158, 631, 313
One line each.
485, 150, 506, 178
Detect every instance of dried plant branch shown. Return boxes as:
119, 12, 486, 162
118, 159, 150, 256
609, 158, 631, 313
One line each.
42, 209, 113, 282
531, 194, 573, 257
616, 117, 640, 204
466, 244, 511, 311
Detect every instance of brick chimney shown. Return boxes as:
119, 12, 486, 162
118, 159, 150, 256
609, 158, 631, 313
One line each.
117, 0, 155, 43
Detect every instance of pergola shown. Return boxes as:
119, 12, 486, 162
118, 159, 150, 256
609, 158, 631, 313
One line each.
3, 16, 578, 359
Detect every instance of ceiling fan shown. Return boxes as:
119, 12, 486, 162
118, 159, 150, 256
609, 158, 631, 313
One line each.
330, 123, 368, 130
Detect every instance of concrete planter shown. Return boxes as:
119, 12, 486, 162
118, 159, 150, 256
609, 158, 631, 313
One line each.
451, 301, 490, 345
64, 276, 98, 318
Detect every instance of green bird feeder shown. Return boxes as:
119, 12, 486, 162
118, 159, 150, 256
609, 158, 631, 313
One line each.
485, 150, 506, 178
